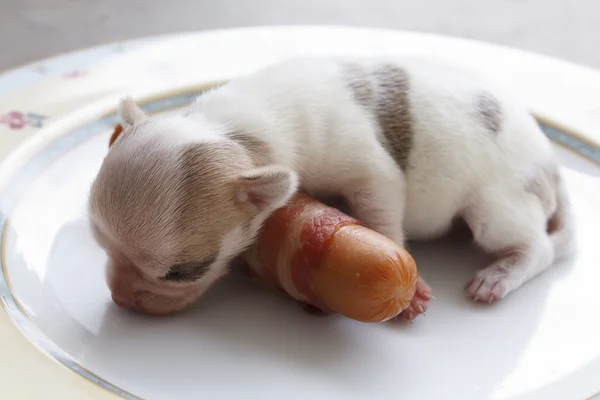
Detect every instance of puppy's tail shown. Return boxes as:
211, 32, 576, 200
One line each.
548, 180, 575, 261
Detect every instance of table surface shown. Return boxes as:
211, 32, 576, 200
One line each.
4, 1, 600, 71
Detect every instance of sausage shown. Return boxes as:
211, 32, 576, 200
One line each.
242, 193, 419, 322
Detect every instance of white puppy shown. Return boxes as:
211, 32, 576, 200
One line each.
88, 57, 573, 318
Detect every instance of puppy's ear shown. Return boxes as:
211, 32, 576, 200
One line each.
118, 97, 147, 127
237, 165, 299, 212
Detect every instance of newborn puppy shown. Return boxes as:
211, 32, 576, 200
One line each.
88, 57, 573, 318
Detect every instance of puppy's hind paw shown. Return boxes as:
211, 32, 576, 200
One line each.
465, 266, 511, 304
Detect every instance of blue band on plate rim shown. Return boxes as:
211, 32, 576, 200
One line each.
0, 90, 599, 399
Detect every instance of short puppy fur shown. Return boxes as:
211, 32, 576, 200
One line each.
88, 57, 574, 317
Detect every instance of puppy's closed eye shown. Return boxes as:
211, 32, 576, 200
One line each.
162, 256, 216, 283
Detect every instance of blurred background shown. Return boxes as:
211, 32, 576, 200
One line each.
2, 0, 599, 71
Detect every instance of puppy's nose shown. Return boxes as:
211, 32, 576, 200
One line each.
111, 294, 136, 309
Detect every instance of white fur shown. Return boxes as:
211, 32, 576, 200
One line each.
190, 57, 571, 302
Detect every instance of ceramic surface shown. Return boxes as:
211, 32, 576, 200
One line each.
0, 27, 599, 400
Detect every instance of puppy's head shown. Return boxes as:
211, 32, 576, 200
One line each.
88, 98, 298, 315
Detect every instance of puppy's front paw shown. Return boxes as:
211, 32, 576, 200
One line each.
465, 266, 511, 303
396, 276, 433, 321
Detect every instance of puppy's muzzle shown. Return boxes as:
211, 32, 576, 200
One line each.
112, 293, 136, 309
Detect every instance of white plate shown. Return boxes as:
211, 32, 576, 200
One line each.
1, 87, 600, 400
1, 27, 599, 400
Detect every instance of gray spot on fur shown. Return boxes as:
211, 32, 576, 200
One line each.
226, 131, 272, 167
477, 93, 503, 135
372, 64, 413, 170
341, 62, 413, 170
525, 165, 560, 216
341, 62, 375, 110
